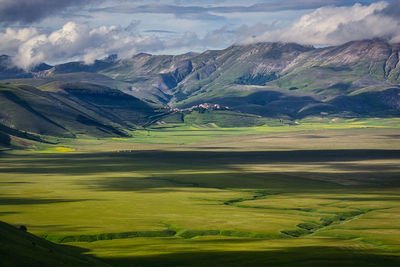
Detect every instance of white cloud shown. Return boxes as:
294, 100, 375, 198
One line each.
3, 2, 399, 70
0, 27, 38, 55
243, 1, 400, 46
1, 20, 260, 69
11, 22, 138, 69
0, 22, 176, 69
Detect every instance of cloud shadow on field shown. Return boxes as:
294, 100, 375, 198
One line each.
1, 149, 400, 174
29, 224, 100, 233
0, 211, 19, 216
0, 197, 94, 205
1, 149, 399, 192
102, 246, 400, 267
78, 169, 400, 193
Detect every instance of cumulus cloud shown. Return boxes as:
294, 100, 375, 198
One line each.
3, 1, 398, 70
0, 27, 38, 55
0, 22, 162, 69
0, 16, 274, 70
1, 21, 249, 69
0, 0, 95, 24
243, 1, 400, 45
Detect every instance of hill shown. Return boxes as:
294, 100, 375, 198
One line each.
98, 40, 400, 117
0, 221, 109, 267
1, 39, 400, 123
0, 82, 158, 141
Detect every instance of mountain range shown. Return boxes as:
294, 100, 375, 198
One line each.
1, 39, 400, 142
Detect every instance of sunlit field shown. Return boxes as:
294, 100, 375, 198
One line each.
1, 118, 400, 266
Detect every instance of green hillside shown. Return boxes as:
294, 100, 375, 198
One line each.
99, 40, 400, 117
0, 221, 109, 267
181, 110, 266, 127
0, 39, 400, 139
0, 82, 157, 140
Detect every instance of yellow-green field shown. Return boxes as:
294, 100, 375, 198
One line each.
1, 118, 400, 266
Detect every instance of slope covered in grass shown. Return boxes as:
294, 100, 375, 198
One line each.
0, 221, 109, 267
0, 82, 157, 139
2, 40, 400, 118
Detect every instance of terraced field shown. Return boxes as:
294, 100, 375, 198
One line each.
1, 120, 400, 266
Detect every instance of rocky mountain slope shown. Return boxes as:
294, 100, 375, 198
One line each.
1, 39, 400, 121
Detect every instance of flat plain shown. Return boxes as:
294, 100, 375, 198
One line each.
1, 118, 400, 266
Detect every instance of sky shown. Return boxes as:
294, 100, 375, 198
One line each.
0, 0, 399, 69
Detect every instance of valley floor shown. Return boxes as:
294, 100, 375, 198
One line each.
1, 119, 400, 266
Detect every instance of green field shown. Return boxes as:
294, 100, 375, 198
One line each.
1, 119, 400, 266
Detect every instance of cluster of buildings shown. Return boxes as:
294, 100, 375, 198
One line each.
167, 103, 229, 112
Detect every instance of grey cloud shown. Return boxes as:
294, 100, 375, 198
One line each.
125, 20, 141, 33
93, 0, 366, 16
0, 0, 94, 24
95, 4, 208, 14
224, 0, 350, 13
145, 30, 177, 34
175, 12, 225, 21
0, 0, 378, 25
381, 0, 400, 18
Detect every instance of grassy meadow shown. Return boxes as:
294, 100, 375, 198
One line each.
1, 117, 400, 266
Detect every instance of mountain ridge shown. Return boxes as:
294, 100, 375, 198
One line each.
1, 39, 399, 139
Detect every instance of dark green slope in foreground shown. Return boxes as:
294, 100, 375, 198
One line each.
0, 82, 157, 139
2, 219, 400, 267
0, 221, 109, 267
